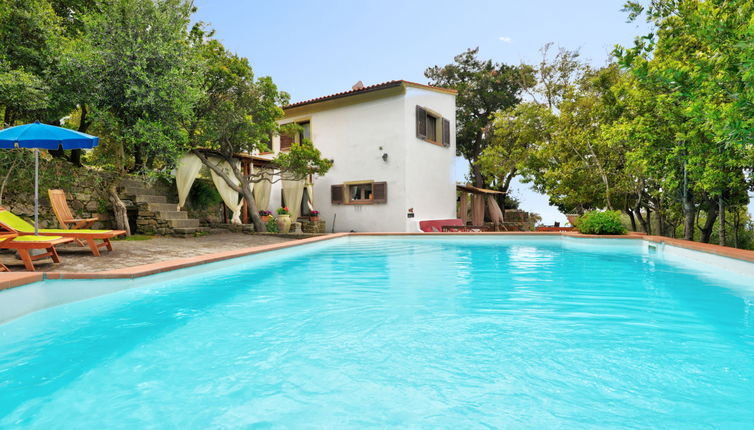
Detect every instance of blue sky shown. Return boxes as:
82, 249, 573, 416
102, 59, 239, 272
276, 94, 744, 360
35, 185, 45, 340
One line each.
193, 1, 752, 224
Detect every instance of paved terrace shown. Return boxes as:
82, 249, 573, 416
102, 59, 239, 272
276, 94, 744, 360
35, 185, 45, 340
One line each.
0, 233, 297, 273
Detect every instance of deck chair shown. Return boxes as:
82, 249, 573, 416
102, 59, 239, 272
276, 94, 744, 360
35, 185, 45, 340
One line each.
0, 233, 73, 271
48, 189, 98, 229
0, 208, 126, 257
0, 232, 15, 271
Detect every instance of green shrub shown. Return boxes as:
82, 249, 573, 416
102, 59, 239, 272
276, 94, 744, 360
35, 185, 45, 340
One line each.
576, 210, 627, 235
265, 217, 279, 233
188, 179, 222, 209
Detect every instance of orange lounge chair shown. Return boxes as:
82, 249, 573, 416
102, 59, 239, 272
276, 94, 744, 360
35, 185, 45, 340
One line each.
0, 208, 126, 257
0, 233, 73, 271
0, 232, 15, 271
48, 189, 99, 229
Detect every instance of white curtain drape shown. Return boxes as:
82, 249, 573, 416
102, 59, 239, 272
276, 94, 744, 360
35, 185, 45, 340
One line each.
282, 175, 305, 220
209, 157, 244, 224
176, 153, 203, 209
305, 178, 314, 212
487, 195, 505, 224
253, 168, 273, 212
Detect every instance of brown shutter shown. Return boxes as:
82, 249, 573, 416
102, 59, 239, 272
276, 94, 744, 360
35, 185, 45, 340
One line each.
280, 134, 294, 151
416, 106, 427, 139
331, 184, 344, 204
372, 182, 387, 203
442, 118, 450, 147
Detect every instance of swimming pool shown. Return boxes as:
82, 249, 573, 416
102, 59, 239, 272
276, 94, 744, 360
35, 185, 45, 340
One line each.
1, 236, 753, 428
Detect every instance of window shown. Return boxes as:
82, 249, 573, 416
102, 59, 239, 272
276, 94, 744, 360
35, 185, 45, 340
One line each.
279, 120, 311, 152
331, 181, 387, 205
416, 105, 451, 147
349, 183, 373, 202
426, 115, 437, 142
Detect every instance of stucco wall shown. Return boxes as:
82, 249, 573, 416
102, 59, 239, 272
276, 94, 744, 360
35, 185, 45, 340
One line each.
402, 87, 457, 228
270, 85, 456, 232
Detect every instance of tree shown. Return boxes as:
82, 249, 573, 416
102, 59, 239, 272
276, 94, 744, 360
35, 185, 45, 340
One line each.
0, 0, 61, 125
425, 48, 534, 187
616, 0, 754, 243
80, 0, 200, 172
478, 102, 554, 196
186, 27, 332, 232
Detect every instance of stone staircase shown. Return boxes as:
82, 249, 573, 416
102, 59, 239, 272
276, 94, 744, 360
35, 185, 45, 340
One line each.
119, 178, 207, 237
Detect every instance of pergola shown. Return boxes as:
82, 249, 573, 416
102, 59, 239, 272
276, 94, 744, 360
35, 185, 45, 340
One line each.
456, 184, 505, 226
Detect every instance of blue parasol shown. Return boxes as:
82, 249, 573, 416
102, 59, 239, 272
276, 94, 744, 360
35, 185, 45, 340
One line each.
0, 121, 99, 234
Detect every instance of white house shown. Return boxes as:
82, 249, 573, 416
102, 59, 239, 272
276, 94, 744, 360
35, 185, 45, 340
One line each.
266, 80, 457, 232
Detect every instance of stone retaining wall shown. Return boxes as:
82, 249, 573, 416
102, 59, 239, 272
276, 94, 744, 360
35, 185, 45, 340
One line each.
0, 159, 116, 230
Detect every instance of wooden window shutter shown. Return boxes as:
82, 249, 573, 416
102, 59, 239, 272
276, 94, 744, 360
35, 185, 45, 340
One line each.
442, 118, 450, 147
373, 182, 387, 203
331, 184, 344, 204
416, 105, 427, 139
280, 134, 294, 151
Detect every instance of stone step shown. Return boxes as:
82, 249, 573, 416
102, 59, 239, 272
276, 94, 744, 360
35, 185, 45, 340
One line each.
169, 218, 199, 228
148, 202, 179, 212
122, 186, 150, 196
136, 194, 168, 204
172, 227, 196, 235
158, 210, 188, 220
121, 178, 148, 189
172, 226, 209, 236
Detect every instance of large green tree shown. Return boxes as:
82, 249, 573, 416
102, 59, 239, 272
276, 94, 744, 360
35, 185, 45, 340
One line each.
616, 0, 754, 243
425, 48, 534, 188
186, 26, 332, 232
80, 0, 200, 172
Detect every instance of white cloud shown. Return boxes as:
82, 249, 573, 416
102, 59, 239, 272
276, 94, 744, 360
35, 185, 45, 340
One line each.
499, 36, 512, 43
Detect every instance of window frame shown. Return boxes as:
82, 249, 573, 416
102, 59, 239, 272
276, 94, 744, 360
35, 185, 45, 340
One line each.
331, 180, 387, 205
344, 180, 375, 205
278, 118, 312, 152
416, 105, 447, 147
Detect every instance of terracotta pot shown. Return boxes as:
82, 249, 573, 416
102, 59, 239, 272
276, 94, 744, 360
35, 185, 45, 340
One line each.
276, 214, 291, 234
309, 216, 320, 222
565, 214, 579, 225
260, 215, 270, 223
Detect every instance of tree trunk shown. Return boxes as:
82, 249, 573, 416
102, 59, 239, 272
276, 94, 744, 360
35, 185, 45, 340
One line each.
0, 155, 19, 205
193, 150, 266, 233
699, 199, 718, 243
625, 207, 637, 232
634, 197, 649, 234
471, 163, 485, 188
133, 145, 144, 172
718, 194, 726, 247
682, 191, 695, 241
644, 206, 652, 235
108, 181, 131, 236
70, 104, 90, 167
472, 130, 485, 187
240, 180, 265, 233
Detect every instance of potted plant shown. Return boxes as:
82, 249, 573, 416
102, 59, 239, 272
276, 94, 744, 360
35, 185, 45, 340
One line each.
309, 210, 320, 221
258, 210, 272, 223
276, 207, 291, 233
565, 214, 579, 226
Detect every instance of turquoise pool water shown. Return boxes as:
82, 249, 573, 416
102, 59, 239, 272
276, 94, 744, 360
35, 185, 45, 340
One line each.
1, 237, 754, 428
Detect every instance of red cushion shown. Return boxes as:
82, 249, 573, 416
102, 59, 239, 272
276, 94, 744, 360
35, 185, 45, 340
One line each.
419, 219, 463, 232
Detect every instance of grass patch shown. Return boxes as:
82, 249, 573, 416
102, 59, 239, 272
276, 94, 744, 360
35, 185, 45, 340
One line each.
113, 234, 153, 241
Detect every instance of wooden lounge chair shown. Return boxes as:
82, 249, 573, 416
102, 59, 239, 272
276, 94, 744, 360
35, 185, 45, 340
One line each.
0, 232, 16, 271
48, 189, 99, 230
0, 208, 126, 257
0, 233, 73, 271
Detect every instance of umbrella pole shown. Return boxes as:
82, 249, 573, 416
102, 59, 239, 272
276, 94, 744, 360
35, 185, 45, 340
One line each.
35, 148, 39, 235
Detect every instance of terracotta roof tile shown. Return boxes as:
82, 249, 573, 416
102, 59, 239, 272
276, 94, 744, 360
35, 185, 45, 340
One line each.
283, 80, 456, 110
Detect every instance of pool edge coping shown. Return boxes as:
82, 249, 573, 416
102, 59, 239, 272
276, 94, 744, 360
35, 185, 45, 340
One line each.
2, 231, 754, 291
